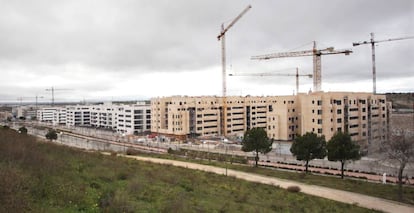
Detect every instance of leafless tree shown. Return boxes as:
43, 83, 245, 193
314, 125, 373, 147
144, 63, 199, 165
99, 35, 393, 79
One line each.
383, 129, 414, 201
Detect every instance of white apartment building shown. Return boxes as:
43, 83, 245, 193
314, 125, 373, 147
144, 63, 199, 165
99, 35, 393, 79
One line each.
37, 102, 152, 135
66, 105, 91, 127
13, 105, 38, 120
116, 102, 151, 135
90, 102, 122, 130
52, 108, 67, 125
37, 107, 65, 123
151, 92, 390, 147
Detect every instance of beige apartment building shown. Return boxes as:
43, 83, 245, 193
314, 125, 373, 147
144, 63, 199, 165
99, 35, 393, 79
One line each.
151, 92, 390, 146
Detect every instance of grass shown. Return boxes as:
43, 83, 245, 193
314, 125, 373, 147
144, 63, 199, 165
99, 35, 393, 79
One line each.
0, 128, 378, 212
138, 147, 414, 205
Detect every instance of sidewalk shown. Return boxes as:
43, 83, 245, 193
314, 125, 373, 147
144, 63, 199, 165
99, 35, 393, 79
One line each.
122, 155, 414, 213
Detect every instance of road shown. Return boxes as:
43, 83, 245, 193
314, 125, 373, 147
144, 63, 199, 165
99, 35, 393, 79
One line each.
120, 154, 414, 213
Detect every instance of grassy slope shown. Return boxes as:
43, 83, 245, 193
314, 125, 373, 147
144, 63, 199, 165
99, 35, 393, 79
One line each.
148, 149, 414, 205
0, 128, 377, 212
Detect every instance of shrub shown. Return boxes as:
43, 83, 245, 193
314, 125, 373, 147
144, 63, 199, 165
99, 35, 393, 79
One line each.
286, 185, 301, 193
18, 127, 28, 134
126, 148, 140, 156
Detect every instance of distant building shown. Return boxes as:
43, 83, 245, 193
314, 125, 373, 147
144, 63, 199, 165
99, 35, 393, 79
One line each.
37, 101, 152, 135
151, 92, 390, 147
90, 102, 123, 130
37, 107, 64, 123
66, 105, 91, 126
12, 105, 38, 120
116, 102, 152, 135
52, 108, 67, 125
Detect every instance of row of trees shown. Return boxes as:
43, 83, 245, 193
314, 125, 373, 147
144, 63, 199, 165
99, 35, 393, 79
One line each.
290, 131, 360, 179
240, 128, 360, 179
241, 127, 413, 201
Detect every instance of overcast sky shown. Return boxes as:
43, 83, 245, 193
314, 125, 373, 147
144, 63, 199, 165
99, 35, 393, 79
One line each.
0, 0, 413, 103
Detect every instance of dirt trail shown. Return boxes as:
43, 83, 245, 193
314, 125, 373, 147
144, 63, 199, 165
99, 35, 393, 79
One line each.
121, 154, 414, 213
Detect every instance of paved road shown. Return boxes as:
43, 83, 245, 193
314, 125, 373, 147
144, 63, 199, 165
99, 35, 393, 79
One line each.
119, 154, 414, 213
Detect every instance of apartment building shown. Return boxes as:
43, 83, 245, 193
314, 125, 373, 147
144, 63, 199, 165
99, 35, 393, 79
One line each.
13, 106, 37, 120
116, 102, 151, 135
66, 105, 91, 127
37, 107, 65, 123
36, 102, 152, 135
151, 92, 390, 146
52, 108, 67, 125
90, 102, 122, 130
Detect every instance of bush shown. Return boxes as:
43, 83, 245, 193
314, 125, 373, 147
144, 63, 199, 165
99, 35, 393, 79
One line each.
18, 127, 28, 134
45, 129, 58, 141
286, 185, 301, 193
126, 148, 140, 156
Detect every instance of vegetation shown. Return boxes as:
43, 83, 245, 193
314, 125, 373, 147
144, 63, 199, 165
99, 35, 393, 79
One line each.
242, 127, 273, 167
327, 131, 361, 179
18, 126, 28, 134
382, 129, 414, 201
168, 148, 251, 164
290, 132, 326, 173
128, 144, 414, 205
0, 128, 378, 212
45, 129, 58, 141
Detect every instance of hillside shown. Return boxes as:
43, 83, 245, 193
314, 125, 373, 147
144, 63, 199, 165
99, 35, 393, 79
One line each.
0, 128, 376, 212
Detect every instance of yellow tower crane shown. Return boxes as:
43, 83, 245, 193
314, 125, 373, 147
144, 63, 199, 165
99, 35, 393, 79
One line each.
229, 68, 312, 95
217, 5, 251, 136
251, 41, 352, 92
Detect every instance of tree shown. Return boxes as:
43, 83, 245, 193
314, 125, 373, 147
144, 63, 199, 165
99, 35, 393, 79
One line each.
45, 129, 58, 141
242, 127, 273, 167
18, 126, 28, 134
327, 131, 361, 179
383, 129, 414, 201
290, 132, 326, 173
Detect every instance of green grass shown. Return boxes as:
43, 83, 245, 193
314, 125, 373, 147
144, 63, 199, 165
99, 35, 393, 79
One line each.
140, 147, 414, 205
0, 128, 378, 212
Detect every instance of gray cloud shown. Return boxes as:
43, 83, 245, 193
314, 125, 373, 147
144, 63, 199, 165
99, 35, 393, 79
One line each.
0, 0, 413, 101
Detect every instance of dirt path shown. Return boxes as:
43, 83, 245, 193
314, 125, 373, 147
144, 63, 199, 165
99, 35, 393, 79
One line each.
121, 154, 414, 213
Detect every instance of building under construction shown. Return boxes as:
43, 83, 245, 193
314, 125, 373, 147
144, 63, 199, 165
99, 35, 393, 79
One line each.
151, 92, 390, 148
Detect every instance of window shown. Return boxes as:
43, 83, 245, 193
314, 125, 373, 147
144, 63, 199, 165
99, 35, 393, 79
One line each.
317, 109, 322, 115
318, 128, 322, 134
317, 100, 322, 106
337, 118, 342, 123
317, 119, 322, 124
337, 109, 342, 114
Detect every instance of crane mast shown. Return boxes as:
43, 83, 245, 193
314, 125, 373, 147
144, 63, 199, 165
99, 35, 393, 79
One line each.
18, 96, 44, 107
45, 87, 72, 106
353, 33, 414, 94
229, 68, 312, 94
217, 5, 251, 136
251, 41, 352, 92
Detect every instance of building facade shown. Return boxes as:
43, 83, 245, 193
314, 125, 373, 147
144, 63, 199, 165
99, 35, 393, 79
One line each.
37, 107, 65, 123
116, 102, 152, 135
37, 102, 152, 135
151, 92, 390, 146
66, 105, 91, 127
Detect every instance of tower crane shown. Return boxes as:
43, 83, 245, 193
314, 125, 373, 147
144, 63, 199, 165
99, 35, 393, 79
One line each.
217, 5, 251, 136
229, 68, 312, 95
352, 33, 414, 94
251, 41, 352, 92
17, 96, 44, 107
45, 87, 72, 106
